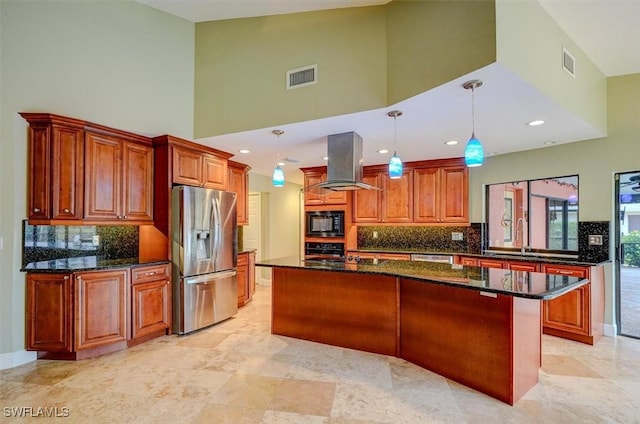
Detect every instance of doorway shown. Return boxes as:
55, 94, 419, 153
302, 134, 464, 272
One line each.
615, 171, 640, 339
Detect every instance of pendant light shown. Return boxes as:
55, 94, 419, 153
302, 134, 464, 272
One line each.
387, 110, 403, 179
462, 79, 484, 167
272, 129, 285, 187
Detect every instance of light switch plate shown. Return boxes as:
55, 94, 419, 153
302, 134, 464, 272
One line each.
0, 237, 3, 250
92, 235, 100, 246
588, 235, 603, 246
451, 232, 463, 241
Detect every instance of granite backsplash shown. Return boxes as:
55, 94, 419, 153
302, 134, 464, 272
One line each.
23, 221, 139, 265
358, 221, 609, 262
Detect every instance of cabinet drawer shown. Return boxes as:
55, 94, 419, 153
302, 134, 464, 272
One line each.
541, 264, 587, 278
132, 264, 170, 284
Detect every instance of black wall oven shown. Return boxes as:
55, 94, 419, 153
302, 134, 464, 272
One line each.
305, 210, 345, 238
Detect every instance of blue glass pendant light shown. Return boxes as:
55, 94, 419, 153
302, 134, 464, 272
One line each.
272, 130, 285, 187
387, 110, 403, 179
462, 80, 484, 167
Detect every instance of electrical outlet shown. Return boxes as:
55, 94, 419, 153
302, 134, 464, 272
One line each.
451, 232, 463, 241
373, 231, 378, 239
588, 235, 603, 246
92, 235, 100, 246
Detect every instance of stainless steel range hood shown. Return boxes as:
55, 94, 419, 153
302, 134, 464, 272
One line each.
316, 131, 379, 191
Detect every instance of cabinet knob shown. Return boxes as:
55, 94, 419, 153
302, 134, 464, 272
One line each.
145, 272, 157, 276
33, 207, 40, 213
123, 215, 128, 219
117, 215, 122, 219
166, 281, 170, 285
63, 208, 70, 213
63, 276, 69, 280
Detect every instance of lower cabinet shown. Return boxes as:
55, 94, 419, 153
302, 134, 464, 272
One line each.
237, 251, 257, 307
130, 264, 171, 342
26, 263, 171, 359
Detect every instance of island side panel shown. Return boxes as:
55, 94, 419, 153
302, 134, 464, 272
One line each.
399, 278, 540, 405
271, 268, 398, 356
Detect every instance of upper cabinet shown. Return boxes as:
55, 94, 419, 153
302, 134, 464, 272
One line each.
84, 132, 153, 222
351, 158, 468, 225
22, 114, 85, 222
301, 167, 348, 206
228, 160, 250, 225
414, 163, 468, 223
173, 146, 228, 189
21, 113, 154, 224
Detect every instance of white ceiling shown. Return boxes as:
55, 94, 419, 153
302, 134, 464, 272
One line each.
136, 0, 640, 185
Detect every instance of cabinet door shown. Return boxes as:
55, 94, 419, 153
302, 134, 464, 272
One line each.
75, 270, 129, 350
173, 147, 203, 186
131, 279, 170, 339
304, 172, 325, 205
543, 284, 590, 335
26, 274, 73, 352
84, 132, 122, 220
413, 167, 439, 223
440, 166, 469, 223
353, 172, 382, 222
122, 142, 153, 221
27, 125, 51, 220
382, 170, 413, 222
237, 253, 249, 307
229, 164, 248, 225
51, 125, 84, 220
202, 154, 227, 189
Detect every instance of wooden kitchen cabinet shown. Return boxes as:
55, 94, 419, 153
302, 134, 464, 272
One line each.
382, 169, 413, 222
26, 273, 73, 353
84, 131, 153, 222
173, 145, 228, 189
237, 251, 256, 307
302, 167, 348, 206
414, 163, 468, 224
75, 269, 129, 351
352, 171, 382, 222
21, 114, 85, 222
541, 264, 603, 344
130, 263, 171, 342
228, 161, 250, 225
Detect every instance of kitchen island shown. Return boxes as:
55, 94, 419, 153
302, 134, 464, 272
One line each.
256, 256, 589, 405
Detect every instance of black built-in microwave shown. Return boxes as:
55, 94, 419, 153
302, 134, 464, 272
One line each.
305, 210, 345, 237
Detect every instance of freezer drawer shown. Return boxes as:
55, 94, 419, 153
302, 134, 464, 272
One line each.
174, 270, 238, 335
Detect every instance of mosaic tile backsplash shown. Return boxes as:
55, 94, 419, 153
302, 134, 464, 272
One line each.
23, 222, 139, 265
358, 221, 609, 261
357, 225, 475, 253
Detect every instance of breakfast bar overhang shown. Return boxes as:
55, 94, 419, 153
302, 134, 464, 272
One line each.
257, 257, 591, 405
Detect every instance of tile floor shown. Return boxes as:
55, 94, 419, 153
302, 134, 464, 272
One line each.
2, 285, 640, 423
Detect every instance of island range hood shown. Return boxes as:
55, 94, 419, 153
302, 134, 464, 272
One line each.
316, 131, 379, 191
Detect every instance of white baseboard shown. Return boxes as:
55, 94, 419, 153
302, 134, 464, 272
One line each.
0, 349, 36, 370
604, 323, 617, 337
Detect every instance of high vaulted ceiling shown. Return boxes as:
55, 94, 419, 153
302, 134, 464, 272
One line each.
136, 0, 640, 185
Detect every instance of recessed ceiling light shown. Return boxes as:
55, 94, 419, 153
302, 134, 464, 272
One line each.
544, 141, 556, 145
527, 120, 545, 126
277, 161, 286, 166
322, 156, 328, 161
238, 149, 250, 154
445, 140, 458, 146
488, 152, 498, 156
377, 149, 389, 154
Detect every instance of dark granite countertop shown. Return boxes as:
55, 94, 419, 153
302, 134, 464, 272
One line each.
239, 249, 257, 254
21, 256, 170, 273
350, 248, 609, 266
256, 256, 588, 300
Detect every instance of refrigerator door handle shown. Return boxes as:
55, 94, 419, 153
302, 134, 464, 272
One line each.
185, 270, 237, 285
212, 196, 222, 266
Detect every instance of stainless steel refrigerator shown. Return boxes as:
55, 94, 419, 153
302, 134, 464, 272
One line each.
171, 186, 238, 335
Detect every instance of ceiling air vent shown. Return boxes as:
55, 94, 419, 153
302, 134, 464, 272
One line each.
286, 64, 317, 89
562, 47, 575, 77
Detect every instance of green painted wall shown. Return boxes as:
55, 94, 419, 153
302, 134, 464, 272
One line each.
0, 0, 194, 360
195, 6, 388, 137
386, 0, 496, 105
495, 0, 606, 136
